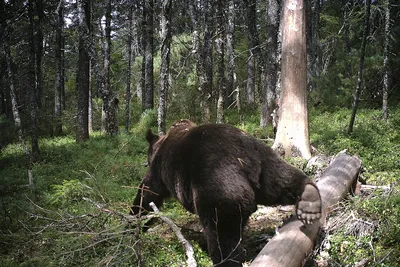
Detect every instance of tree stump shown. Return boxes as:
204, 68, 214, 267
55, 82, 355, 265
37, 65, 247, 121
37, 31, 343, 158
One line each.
250, 153, 362, 267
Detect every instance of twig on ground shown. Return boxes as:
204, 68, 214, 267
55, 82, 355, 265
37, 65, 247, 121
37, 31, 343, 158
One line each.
149, 202, 197, 267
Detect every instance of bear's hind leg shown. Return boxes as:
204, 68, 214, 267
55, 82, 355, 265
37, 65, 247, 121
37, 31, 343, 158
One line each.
201, 211, 248, 267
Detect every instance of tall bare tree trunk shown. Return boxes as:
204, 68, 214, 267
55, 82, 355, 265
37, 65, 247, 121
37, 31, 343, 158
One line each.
125, 2, 134, 133
273, 0, 311, 159
76, 0, 91, 142
157, 0, 172, 135
88, 59, 93, 134
142, 0, 154, 112
382, 0, 390, 121
245, 0, 258, 106
35, 0, 43, 109
216, 0, 226, 124
226, 0, 237, 108
101, 0, 118, 136
54, 0, 64, 136
191, 0, 213, 123
260, 0, 281, 128
348, 0, 371, 133
28, 0, 40, 161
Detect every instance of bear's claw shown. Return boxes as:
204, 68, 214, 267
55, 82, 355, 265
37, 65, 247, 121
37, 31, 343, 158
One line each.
296, 184, 322, 225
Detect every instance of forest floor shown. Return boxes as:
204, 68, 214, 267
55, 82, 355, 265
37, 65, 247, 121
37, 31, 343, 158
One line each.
1, 107, 400, 266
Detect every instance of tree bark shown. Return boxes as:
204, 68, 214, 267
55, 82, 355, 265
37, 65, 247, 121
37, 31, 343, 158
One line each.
382, 0, 390, 121
260, 0, 281, 128
191, 0, 213, 123
54, 0, 64, 136
157, 0, 172, 135
216, 0, 226, 124
101, 0, 118, 136
250, 153, 362, 267
125, 2, 134, 133
142, 0, 154, 112
226, 0, 236, 108
35, 0, 44, 109
245, 0, 258, 106
28, 0, 40, 161
273, 0, 311, 159
76, 0, 91, 142
348, 0, 371, 134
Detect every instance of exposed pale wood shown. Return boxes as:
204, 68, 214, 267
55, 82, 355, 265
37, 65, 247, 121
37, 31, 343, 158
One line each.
250, 153, 362, 267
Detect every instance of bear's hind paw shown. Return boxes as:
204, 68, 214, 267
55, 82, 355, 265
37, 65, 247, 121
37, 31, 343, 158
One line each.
296, 184, 322, 225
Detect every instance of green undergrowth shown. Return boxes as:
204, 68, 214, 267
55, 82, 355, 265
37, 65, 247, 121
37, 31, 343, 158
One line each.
309, 107, 400, 266
1, 107, 399, 266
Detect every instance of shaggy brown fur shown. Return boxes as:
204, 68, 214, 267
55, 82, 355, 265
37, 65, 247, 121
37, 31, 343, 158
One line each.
130, 120, 321, 266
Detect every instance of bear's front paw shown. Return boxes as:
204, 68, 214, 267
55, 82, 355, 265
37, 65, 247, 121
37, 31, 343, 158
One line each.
296, 184, 322, 225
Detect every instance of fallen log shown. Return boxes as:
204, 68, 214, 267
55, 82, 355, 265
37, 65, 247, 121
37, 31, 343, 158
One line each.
250, 152, 362, 267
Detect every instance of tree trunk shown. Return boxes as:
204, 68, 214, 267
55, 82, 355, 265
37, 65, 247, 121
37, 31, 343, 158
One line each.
54, 0, 64, 136
76, 0, 91, 142
157, 0, 172, 135
1, 0, 22, 140
203, 0, 214, 123
382, 0, 390, 121
191, 0, 213, 123
125, 2, 134, 133
142, 0, 154, 112
216, 0, 226, 124
226, 0, 236, 108
35, 0, 44, 109
245, 0, 258, 106
101, 0, 118, 136
348, 0, 371, 134
260, 0, 281, 128
273, 0, 311, 159
250, 153, 362, 266
88, 59, 93, 134
28, 0, 40, 161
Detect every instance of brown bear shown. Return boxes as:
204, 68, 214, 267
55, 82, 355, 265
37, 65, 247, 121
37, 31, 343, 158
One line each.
130, 120, 322, 267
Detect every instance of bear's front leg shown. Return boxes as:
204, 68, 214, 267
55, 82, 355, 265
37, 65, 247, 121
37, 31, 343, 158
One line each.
296, 183, 322, 225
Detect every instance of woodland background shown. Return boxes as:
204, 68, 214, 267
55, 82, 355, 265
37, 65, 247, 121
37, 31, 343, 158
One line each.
1, 0, 400, 266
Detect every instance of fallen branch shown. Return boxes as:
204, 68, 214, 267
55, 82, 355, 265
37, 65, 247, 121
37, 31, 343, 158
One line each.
360, 184, 391, 193
250, 152, 362, 267
82, 197, 154, 222
149, 202, 197, 267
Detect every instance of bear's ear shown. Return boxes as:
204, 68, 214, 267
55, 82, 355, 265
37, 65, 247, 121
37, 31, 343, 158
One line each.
146, 129, 159, 144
